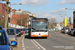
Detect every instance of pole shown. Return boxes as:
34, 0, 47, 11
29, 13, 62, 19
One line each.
21, 11, 23, 26
10, 4, 12, 27
24, 11, 26, 28
5, 3, 9, 31
69, 17, 71, 28
25, 11, 28, 28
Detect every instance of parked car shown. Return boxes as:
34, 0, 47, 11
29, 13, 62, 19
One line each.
18, 28, 23, 35
61, 28, 65, 33
64, 28, 69, 34
7, 28, 17, 41
23, 28, 26, 33
16, 29, 21, 37
61, 27, 69, 34
55, 28, 58, 32
71, 29, 75, 36
0, 26, 17, 50
68, 28, 73, 35
25, 28, 29, 33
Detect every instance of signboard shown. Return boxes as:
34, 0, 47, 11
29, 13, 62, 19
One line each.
64, 18, 67, 27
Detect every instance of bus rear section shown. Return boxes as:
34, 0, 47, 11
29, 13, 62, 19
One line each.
29, 18, 49, 38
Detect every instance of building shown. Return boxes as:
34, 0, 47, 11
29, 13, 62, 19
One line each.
67, 23, 73, 28
0, 3, 6, 20
11, 14, 29, 26
10, 9, 35, 27
55, 23, 62, 30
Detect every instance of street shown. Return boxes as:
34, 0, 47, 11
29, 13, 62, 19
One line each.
1, 0, 75, 50
19, 31, 75, 50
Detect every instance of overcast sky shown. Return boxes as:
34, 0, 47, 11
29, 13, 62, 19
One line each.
0, 0, 75, 23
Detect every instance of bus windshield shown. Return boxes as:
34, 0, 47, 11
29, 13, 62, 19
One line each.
32, 21, 48, 32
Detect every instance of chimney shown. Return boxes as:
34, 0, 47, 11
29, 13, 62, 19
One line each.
12, 9, 16, 15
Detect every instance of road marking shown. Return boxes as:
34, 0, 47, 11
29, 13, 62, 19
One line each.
26, 47, 35, 48
31, 40, 40, 49
33, 39, 46, 50
22, 44, 24, 46
22, 46, 25, 47
21, 36, 26, 50
23, 48, 25, 50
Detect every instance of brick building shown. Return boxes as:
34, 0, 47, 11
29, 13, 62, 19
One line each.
10, 9, 36, 27
11, 9, 30, 27
0, 3, 6, 20
11, 14, 29, 26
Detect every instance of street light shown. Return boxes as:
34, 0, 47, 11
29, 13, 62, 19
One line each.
59, 14, 67, 18
65, 8, 75, 28
65, 8, 75, 11
59, 14, 68, 27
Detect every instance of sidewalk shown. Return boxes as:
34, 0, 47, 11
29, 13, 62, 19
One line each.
12, 34, 25, 50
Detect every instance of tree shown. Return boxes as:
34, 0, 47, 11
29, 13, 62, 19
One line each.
48, 18, 57, 28
13, 15, 27, 27
0, 19, 5, 28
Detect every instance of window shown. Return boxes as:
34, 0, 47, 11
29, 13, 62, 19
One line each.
32, 21, 48, 31
7, 29, 15, 35
16, 29, 20, 33
0, 32, 7, 45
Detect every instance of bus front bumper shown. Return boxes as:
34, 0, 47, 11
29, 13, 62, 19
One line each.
31, 34, 49, 37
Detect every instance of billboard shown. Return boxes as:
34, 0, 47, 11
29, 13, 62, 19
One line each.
64, 18, 67, 27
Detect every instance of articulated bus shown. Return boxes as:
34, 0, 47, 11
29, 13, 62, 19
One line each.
29, 18, 49, 38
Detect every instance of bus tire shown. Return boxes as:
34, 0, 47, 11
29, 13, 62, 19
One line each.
44, 37, 47, 39
30, 37, 33, 39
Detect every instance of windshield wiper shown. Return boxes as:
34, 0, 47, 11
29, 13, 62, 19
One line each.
32, 28, 36, 30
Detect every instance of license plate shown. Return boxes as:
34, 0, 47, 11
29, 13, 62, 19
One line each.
38, 35, 41, 37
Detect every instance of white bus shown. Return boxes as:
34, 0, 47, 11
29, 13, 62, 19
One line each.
29, 18, 49, 38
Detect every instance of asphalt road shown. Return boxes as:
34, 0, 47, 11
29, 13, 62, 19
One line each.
20, 31, 75, 50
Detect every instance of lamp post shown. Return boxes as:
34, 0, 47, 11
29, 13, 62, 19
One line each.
59, 14, 67, 28
65, 8, 75, 28
59, 14, 67, 18
65, 8, 75, 11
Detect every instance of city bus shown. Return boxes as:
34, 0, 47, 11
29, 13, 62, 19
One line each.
29, 18, 49, 38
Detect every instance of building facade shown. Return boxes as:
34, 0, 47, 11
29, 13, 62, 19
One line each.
0, 3, 6, 20
10, 9, 36, 27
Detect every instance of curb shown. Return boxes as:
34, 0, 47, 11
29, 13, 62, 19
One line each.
17, 34, 25, 50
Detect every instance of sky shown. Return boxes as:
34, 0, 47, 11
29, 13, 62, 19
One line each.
1, 0, 75, 23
